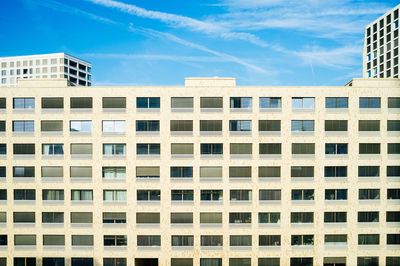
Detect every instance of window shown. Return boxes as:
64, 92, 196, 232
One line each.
0, 144, 5, 155
0, 190, 6, 200
70, 166, 92, 178
13, 166, 34, 178
230, 190, 252, 201
259, 235, 281, 246
388, 97, 400, 108
325, 143, 347, 154
103, 258, 127, 266
136, 143, 160, 155
0, 167, 4, 178
229, 166, 251, 178
291, 235, 314, 246
71, 258, 93, 266
325, 166, 347, 177
325, 189, 347, 200
388, 143, 400, 154
387, 257, 400, 266
291, 120, 314, 132
136, 213, 159, 224
14, 189, 36, 200
104, 235, 127, 246
324, 234, 347, 245
259, 143, 281, 155
359, 189, 380, 200
387, 234, 400, 245
201, 190, 223, 201
43, 235, 65, 246
136, 120, 159, 132
102, 97, 126, 109
230, 97, 252, 109
201, 235, 223, 246
41, 120, 63, 132
13, 120, 34, 132
200, 120, 222, 132
229, 212, 251, 224
359, 143, 380, 154
0, 121, 4, 132
41, 97, 63, 109
170, 120, 193, 132
72, 235, 94, 246
230, 235, 252, 246
359, 97, 380, 108
42, 144, 63, 155
324, 212, 347, 223
325, 97, 348, 108
200, 166, 222, 179
230, 259, 251, 266
42, 190, 64, 201
43, 258, 65, 266
229, 120, 251, 131
136, 166, 160, 178
291, 166, 314, 178
13, 212, 35, 223
357, 257, 378, 266
200, 212, 221, 224
171, 235, 194, 246
70, 97, 92, 109
259, 212, 280, 224
13, 258, 36, 266
171, 190, 193, 201
102, 167, 126, 179
103, 144, 126, 156
387, 166, 400, 177
388, 189, 400, 199
137, 190, 160, 201
71, 190, 93, 201
171, 97, 193, 109
171, 212, 193, 224
102, 120, 126, 134
42, 212, 64, 223
171, 259, 193, 266
230, 143, 252, 155
358, 234, 379, 245
292, 97, 314, 110
260, 97, 281, 108
13, 144, 35, 155
358, 166, 379, 177
103, 190, 126, 202
14, 235, 37, 247
291, 212, 314, 223
388, 120, 400, 131
69, 120, 91, 133
291, 189, 314, 200
71, 213, 93, 224
258, 258, 279, 266
13, 98, 35, 109
325, 120, 348, 131
201, 143, 223, 155
136, 97, 160, 108
0, 98, 5, 109
259, 190, 281, 201
200, 97, 223, 109
359, 120, 380, 131
171, 144, 194, 155
137, 235, 160, 246
171, 167, 193, 178
103, 212, 126, 224
258, 120, 281, 131
358, 212, 379, 222
258, 166, 280, 178
71, 143, 92, 155
292, 143, 315, 154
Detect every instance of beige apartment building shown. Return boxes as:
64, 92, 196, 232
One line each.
0, 77, 399, 266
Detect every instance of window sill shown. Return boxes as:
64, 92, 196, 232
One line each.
325, 108, 348, 113
325, 131, 348, 137
170, 131, 193, 136
71, 155, 93, 159
171, 155, 194, 159
200, 131, 222, 136
41, 109, 64, 113
136, 108, 160, 112
291, 132, 314, 136
200, 154, 223, 159
259, 108, 281, 112
43, 200, 64, 204
229, 131, 252, 136
71, 200, 93, 204
13, 177, 35, 182
41, 131, 63, 136
171, 108, 193, 112
201, 108, 223, 112
13, 109, 35, 113
136, 155, 160, 159
13, 155, 35, 159
230, 108, 252, 112
103, 155, 126, 159
102, 132, 126, 136
259, 200, 281, 204
102, 108, 126, 113
136, 131, 160, 136
359, 108, 381, 113
292, 108, 315, 112
292, 200, 315, 204
260, 154, 281, 159
259, 131, 281, 136
13, 132, 35, 136
70, 132, 91, 136
70, 108, 92, 113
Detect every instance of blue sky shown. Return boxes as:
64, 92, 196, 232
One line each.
1, 0, 399, 85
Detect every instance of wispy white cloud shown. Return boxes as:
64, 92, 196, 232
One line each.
129, 25, 275, 75
82, 53, 229, 63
